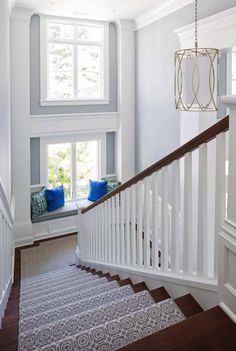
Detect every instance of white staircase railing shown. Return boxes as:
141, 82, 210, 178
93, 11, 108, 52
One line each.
0, 181, 14, 327
80, 117, 229, 284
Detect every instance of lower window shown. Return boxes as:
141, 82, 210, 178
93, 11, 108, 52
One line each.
41, 135, 106, 201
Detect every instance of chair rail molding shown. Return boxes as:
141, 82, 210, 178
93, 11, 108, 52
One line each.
135, 0, 194, 31
30, 112, 120, 137
219, 95, 236, 323
174, 6, 236, 49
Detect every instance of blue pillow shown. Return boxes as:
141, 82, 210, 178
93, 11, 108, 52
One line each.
46, 185, 65, 212
88, 180, 107, 202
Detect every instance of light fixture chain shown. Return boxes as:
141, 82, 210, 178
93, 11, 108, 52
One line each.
195, 0, 198, 50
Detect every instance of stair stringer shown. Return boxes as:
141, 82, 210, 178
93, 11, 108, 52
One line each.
79, 256, 218, 311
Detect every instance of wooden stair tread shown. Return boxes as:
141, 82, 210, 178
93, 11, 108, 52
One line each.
174, 294, 203, 318
120, 306, 236, 351
133, 282, 148, 293
118, 278, 133, 287
150, 287, 170, 302
107, 274, 120, 281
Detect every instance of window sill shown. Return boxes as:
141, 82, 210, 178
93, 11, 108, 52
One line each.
40, 98, 110, 107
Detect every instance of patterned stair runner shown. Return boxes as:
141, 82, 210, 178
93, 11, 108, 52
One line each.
18, 266, 185, 351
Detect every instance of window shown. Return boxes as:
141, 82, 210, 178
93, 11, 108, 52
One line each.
40, 16, 109, 106
41, 134, 106, 200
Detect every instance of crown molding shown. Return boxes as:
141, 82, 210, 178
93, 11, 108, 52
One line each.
116, 19, 135, 32
174, 6, 236, 49
135, 0, 194, 31
11, 7, 34, 22
8, 0, 15, 13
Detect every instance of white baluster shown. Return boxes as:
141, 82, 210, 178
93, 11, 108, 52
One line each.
183, 153, 193, 274
171, 160, 180, 272
125, 188, 131, 265
161, 167, 169, 271
94, 207, 98, 261
151, 172, 160, 270
97, 206, 101, 262
131, 185, 137, 266
0, 212, 3, 300
144, 178, 151, 268
111, 197, 116, 263
197, 145, 207, 277
101, 203, 105, 261
115, 194, 120, 264
120, 192, 125, 265
214, 133, 226, 279
108, 199, 112, 263
137, 182, 143, 266
104, 201, 108, 262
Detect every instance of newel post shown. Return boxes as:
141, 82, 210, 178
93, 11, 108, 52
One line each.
219, 95, 236, 322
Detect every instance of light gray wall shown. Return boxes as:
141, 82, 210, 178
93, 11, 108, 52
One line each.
30, 138, 41, 185
106, 132, 115, 174
30, 15, 118, 115
0, 0, 11, 200
135, 0, 236, 173
30, 134, 115, 185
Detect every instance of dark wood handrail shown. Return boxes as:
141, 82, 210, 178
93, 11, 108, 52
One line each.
82, 115, 229, 214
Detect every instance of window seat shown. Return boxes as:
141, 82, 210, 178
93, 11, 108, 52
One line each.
32, 202, 79, 224
76, 199, 94, 211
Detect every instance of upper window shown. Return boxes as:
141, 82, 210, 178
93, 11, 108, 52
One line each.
40, 16, 109, 106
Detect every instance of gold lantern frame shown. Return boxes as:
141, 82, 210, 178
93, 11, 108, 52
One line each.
174, 0, 219, 112
175, 47, 219, 111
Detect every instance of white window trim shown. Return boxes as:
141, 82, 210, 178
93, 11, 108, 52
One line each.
40, 133, 107, 200
40, 15, 110, 106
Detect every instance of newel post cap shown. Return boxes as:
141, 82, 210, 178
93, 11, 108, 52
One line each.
221, 95, 236, 109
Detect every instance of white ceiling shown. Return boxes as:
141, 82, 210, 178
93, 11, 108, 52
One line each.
14, 0, 166, 21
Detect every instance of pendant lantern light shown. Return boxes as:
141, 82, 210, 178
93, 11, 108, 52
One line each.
175, 0, 219, 112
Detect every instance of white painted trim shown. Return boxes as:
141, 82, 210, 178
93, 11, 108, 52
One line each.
0, 277, 12, 328
40, 15, 110, 106
220, 302, 236, 323
0, 179, 13, 225
11, 7, 33, 22
8, 0, 15, 13
30, 112, 119, 137
13, 221, 33, 247
174, 6, 236, 49
116, 19, 135, 32
135, 0, 194, 31
40, 99, 110, 106
218, 219, 236, 324
221, 95, 236, 109
80, 259, 218, 292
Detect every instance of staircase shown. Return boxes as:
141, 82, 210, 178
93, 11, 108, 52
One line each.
0, 263, 235, 350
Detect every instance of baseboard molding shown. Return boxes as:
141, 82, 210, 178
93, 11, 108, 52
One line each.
220, 302, 236, 323
0, 277, 12, 329
13, 220, 33, 247
35, 227, 78, 241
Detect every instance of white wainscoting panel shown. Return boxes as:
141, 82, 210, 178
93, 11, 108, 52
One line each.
219, 219, 236, 323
